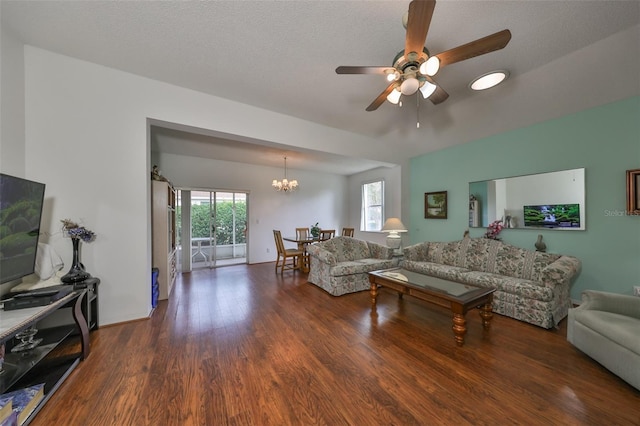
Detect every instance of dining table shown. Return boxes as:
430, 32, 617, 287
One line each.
282, 235, 319, 272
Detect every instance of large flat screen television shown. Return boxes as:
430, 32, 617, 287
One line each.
523, 203, 580, 229
0, 173, 46, 284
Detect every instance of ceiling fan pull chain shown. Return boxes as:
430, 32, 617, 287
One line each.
416, 94, 420, 128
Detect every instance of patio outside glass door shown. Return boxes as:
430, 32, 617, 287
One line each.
189, 190, 247, 269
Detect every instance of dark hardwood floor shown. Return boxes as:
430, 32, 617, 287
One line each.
33, 263, 639, 425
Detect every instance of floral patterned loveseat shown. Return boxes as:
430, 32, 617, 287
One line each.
307, 236, 396, 296
402, 238, 581, 329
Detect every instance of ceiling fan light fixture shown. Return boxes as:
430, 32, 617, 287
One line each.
470, 70, 509, 91
386, 87, 402, 104
400, 77, 419, 95
385, 69, 400, 82
419, 81, 437, 99
419, 56, 440, 77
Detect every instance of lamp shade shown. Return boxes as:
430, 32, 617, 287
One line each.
381, 218, 407, 232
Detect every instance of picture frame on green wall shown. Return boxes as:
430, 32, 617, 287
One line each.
627, 169, 640, 215
425, 191, 448, 219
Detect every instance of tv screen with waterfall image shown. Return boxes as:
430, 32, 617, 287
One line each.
0, 173, 46, 284
523, 204, 580, 229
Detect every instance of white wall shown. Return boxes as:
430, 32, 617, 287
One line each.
0, 25, 27, 298
347, 165, 403, 247
0, 25, 26, 177
21, 46, 389, 325
155, 152, 348, 264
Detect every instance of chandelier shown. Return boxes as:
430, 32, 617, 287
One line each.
272, 156, 298, 192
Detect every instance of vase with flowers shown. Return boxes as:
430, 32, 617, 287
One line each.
484, 219, 504, 240
61, 219, 96, 283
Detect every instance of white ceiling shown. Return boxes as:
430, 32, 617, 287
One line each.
3, 1, 639, 175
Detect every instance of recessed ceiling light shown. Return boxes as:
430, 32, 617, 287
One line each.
470, 70, 510, 91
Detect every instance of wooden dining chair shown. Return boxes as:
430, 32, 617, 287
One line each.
273, 230, 303, 274
341, 227, 354, 237
319, 229, 335, 241
295, 227, 310, 240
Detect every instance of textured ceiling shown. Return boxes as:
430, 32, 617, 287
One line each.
3, 1, 639, 174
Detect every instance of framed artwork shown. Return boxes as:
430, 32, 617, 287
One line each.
627, 169, 640, 215
425, 191, 448, 219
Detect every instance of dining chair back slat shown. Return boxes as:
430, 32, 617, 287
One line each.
296, 227, 310, 240
341, 227, 354, 237
319, 229, 335, 241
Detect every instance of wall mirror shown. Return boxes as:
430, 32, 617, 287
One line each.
469, 168, 585, 230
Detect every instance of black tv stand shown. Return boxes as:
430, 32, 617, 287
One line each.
0, 290, 91, 425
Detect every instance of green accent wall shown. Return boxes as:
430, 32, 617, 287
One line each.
409, 96, 640, 299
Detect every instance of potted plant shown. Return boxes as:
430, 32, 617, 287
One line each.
310, 222, 320, 238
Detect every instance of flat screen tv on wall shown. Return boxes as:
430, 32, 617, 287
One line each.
523, 204, 580, 229
0, 173, 46, 285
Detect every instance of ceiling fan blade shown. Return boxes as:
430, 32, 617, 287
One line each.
366, 83, 396, 112
422, 76, 449, 105
428, 85, 449, 105
436, 29, 512, 68
336, 66, 393, 75
405, 0, 436, 60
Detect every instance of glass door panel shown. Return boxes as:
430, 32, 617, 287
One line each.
190, 190, 247, 269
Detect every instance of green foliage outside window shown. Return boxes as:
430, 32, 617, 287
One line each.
177, 201, 246, 245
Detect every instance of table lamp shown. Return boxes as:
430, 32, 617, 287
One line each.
381, 218, 408, 253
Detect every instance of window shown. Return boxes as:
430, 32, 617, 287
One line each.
361, 180, 384, 231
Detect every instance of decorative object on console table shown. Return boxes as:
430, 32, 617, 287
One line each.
0, 383, 44, 425
60, 219, 96, 284
425, 191, 448, 219
484, 220, 504, 240
10, 326, 42, 353
535, 234, 547, 252
627, 168, 640, 215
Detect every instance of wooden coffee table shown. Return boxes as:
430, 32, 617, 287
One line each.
368, 268, 495, 346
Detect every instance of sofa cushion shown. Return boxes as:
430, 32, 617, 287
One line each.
457, 271, 554, 302
354, 258, 396, 270
456, 238, 495, 271
320, 237, 371, 262
427, 241, 461, 266
331, 261, 371, 276
453, 238, 559, 279
330, 258, 395, 277
573, 310, 640, 355
401, 260, 469, 282
491, 244, 536, 279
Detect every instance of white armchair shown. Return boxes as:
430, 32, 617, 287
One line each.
567, 290, 640, 390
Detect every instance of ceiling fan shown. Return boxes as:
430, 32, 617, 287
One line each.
336, 0, 511, 111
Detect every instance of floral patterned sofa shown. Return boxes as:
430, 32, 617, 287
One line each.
307, 236, 396, 296
402, 238, 581, 329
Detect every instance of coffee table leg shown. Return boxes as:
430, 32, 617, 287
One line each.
479, 303, 493, 329
370, 281, 378, 305
452, 314, 466, 347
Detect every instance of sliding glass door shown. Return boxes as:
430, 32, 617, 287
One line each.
177, 190, 247, 271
